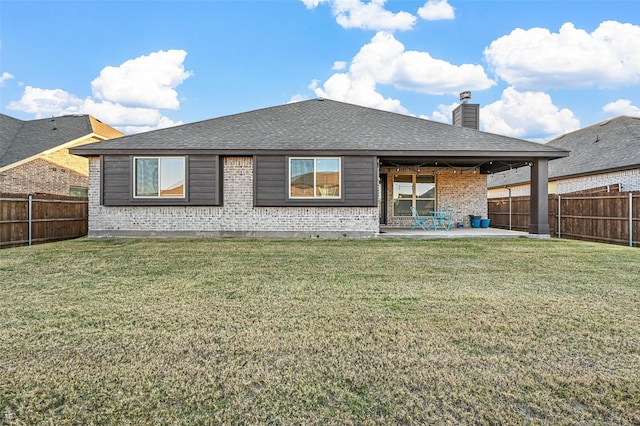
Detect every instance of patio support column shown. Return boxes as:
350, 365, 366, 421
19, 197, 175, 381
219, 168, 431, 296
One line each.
529, 159, 550, 235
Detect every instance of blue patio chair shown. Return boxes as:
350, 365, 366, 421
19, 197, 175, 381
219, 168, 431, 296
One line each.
438, 205, 455, 230
410, 206, 432, 231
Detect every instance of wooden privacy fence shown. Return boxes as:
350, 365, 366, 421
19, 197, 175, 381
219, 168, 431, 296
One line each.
488, 186, 640, 247
0, 193, 88, 249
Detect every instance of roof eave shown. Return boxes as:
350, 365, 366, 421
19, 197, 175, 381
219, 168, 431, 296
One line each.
69, 147, 570, 159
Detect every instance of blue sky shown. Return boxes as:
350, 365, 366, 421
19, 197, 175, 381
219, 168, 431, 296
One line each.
1, 0, 639, 141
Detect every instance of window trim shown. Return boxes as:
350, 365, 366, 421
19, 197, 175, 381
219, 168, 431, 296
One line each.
133, 156, 186, 199
288, 157, 342, 199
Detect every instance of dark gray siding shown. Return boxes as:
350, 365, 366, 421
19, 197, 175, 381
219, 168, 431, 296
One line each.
254, 156, 287, 205
254, 155, 377, 207
343, 156, 377, 205
101, 155, 220, 206
452, 104, 479, 130
101, 155, 130, 205
188, 156, 220, 205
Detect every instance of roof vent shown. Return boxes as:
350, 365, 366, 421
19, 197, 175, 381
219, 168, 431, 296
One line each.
460, 91, 471, 104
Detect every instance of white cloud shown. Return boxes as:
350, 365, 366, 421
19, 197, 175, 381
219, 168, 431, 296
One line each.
7, 89, 180, 134
6, 49, 192, 134
313, 71, 409, 114
78, 100, 182, 134
427, 102, 459, 123
91, 49, 193, 109
311, 31, 494, 110
119, 116, 183, 135
300, 0, 327, 7
71, 99, 165, 126
484, 21, 640, 89
288, 93, 309, 103
480, 86, 580, 140
354, 32, 494, 94
332, 61, 347, 70
602, 99, 640, 117
7, 86, 83, 117
300, 0, 416, 31
0, 71, 15, 86
417, 0, 455, 21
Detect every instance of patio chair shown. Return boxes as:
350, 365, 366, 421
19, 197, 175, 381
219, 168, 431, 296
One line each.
410, 206, 432, 231
437, 205, 455, 230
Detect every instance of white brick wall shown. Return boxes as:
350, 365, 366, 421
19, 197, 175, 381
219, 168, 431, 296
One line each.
487, 184, 531, 199
556, 169, 640, 194
88, 156, 379, 238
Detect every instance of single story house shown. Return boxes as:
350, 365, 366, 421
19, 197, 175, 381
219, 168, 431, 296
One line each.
488, 116, 640, 197
70, 98, 568, 238
0, 113, 123, 196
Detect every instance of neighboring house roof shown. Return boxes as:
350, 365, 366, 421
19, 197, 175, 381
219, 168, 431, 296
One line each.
488, 116, 640, 188
0, 113, 123, 169
71, 99, 568, 174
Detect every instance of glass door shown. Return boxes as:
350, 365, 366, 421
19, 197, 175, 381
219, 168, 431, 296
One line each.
378, 174, 387, 225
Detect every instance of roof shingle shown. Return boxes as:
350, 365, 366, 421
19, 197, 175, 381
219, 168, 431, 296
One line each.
0, 114, 123, 168
70, 99, 568, 159
488, 116, 640, 187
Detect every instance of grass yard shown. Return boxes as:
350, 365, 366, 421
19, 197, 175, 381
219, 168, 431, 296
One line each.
1, 237, 639, 425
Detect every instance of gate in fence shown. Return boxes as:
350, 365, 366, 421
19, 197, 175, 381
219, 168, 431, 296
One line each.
0, 193, 88, 248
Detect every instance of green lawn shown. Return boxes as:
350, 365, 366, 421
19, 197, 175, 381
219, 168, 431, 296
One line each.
1, 237, 639, 425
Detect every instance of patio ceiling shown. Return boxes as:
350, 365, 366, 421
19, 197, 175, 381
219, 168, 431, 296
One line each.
379, 156, 532, 174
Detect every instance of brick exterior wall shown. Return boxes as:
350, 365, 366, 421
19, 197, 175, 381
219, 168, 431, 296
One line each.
87, 156, 380, 238
0, 136, 101, 196
488, 168, 640, 198
381, 167, 488, 227
556, 169, 640, 194
0, 157, 88, 196
487, 184, 531, 199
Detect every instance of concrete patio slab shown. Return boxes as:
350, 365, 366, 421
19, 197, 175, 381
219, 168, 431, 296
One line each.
377, 227, 544, 239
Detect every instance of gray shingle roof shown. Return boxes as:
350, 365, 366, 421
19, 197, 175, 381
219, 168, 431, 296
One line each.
70, 99, 568, 160
488, 116, 640, 187
0, 114, 95, 168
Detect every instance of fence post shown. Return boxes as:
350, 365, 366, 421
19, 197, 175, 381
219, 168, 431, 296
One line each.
630, 192, 634, 247
507, 187, 512, 230
28, 194, 33, 246
557, 194, 561, 238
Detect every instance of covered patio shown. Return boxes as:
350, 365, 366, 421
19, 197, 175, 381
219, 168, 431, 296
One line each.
377, 157, 562, 236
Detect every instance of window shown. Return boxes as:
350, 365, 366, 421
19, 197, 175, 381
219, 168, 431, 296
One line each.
290, 158, 341, 198
134, 157, 185, 198
69, 186, 88, 197
393, 174, 435, 216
